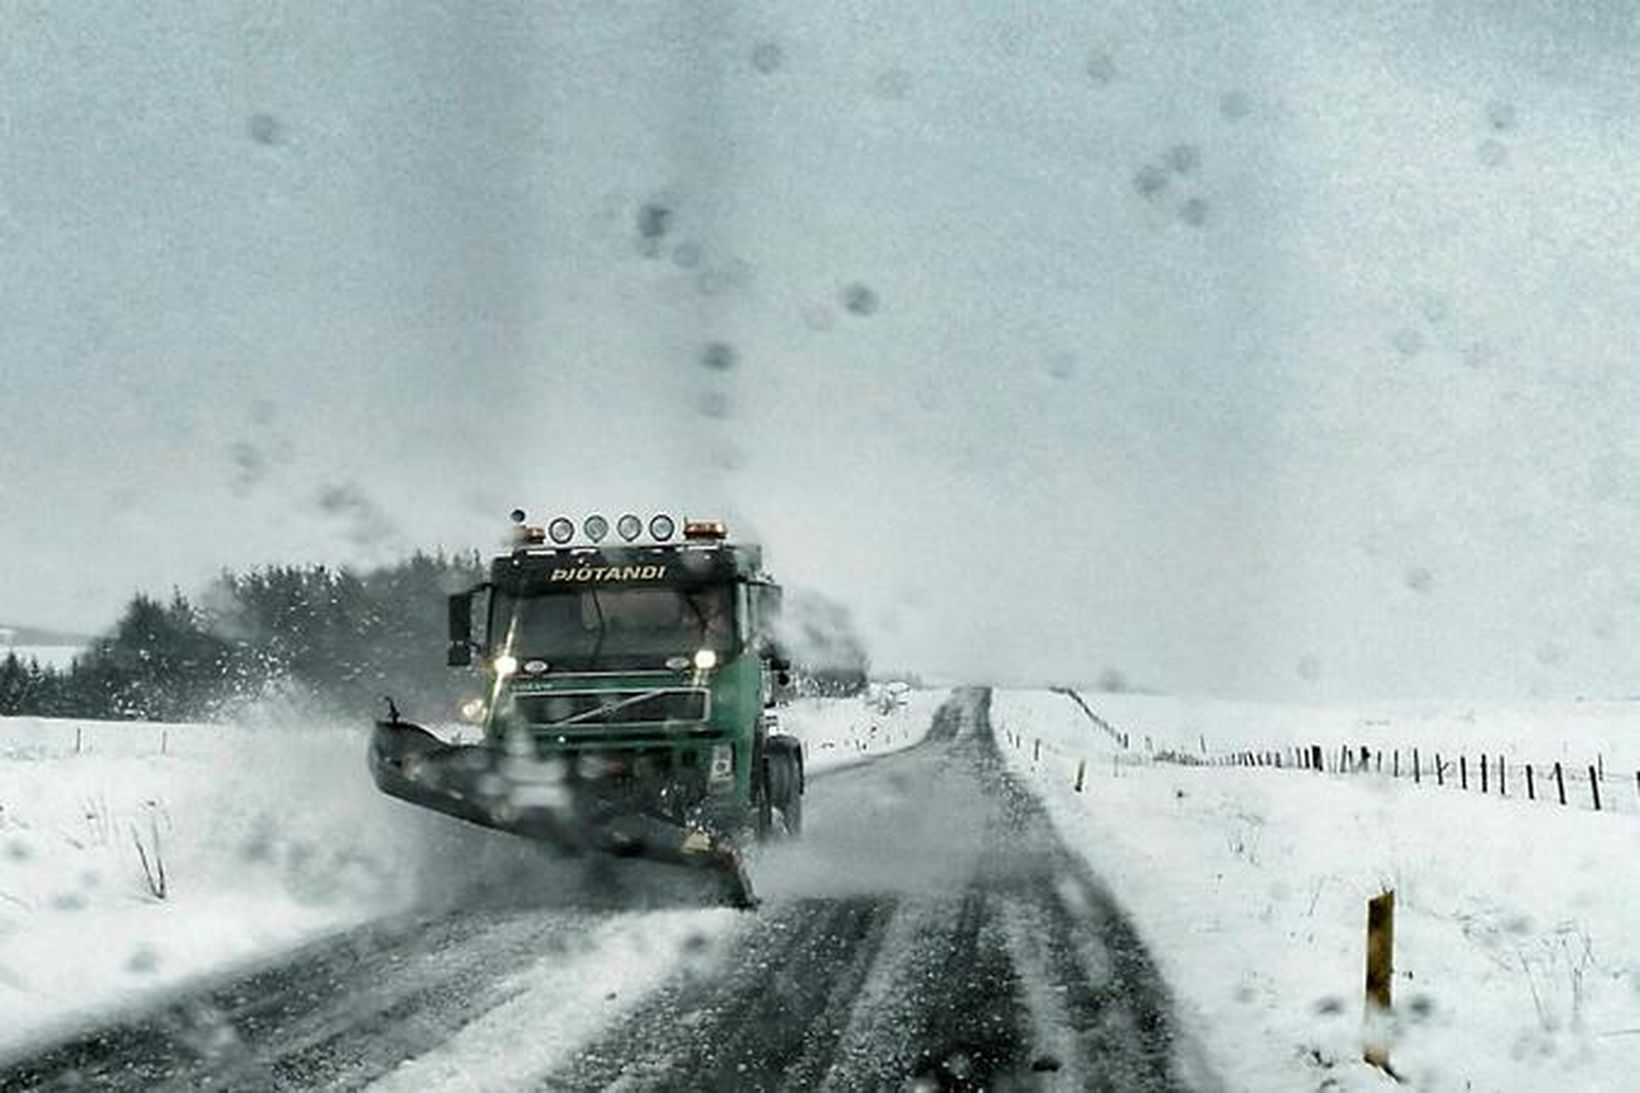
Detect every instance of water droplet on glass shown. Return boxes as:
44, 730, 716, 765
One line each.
1133, 164, 1168, 200
750, 41, 784, 73
247, 113, 282, 146
1165, 143, 1200, 175
700, 342, 737, 371
842, 283, 880, 316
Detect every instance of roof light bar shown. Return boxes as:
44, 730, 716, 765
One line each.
520, 511, 691, 546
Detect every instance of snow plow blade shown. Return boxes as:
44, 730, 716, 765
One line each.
368, 719, 757, 909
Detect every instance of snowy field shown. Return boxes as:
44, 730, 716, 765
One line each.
0, 644, 81, 671
0, 689, 939, 1057
993, 689, 1640, 1093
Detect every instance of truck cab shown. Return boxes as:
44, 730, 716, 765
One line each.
368, 512, 801, 897
446, 514, 800, 838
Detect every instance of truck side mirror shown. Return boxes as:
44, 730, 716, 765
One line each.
447, 590, 474, 667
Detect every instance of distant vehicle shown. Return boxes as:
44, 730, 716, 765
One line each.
367, 512, 801, 907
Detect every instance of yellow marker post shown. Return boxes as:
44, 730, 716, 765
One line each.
1364, 891, 1396, 1074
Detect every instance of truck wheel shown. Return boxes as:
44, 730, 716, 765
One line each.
754, 756, 776, 843
767, 747, 803, 839
778, 770, 803, 838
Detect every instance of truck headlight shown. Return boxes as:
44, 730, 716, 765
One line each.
493, 654, 519, 678
459, 697, 487, 723
693, 649, 718, 670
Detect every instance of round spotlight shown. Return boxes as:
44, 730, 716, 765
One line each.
616, 513, 643, 542
649, 513, 677, 541
509, 508, 527, 525
583, 514, 610, 543
547, 517, 575, 544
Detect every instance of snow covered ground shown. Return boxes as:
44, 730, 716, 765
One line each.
0, 690, 939, 1057
780, 683, 946, 774
993, 689, 1640, 1093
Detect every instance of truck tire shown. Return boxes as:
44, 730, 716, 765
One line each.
765, 738, 804, 839
777, 765, 803, 837
754, 755, 776, 843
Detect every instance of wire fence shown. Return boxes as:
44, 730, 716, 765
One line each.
1003, 691, 1640, 817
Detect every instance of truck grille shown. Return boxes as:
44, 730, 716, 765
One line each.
513, 688, 709, 728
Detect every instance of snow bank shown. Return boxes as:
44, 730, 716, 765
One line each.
0, 715, 436, 1054
779, 684, 946, 774
993, 690, 1640, 1093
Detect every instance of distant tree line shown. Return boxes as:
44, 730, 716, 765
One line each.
0, 551, 870, 722
0, 552, 482, 722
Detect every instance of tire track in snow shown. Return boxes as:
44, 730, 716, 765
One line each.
0, 907, 618, 1091
549, 689, 1213, 1092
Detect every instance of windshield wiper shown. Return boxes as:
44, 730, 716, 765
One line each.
586, 587, 607, 668
681, 590, 712, 648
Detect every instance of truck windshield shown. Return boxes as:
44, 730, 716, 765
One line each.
490, 585, 738, 667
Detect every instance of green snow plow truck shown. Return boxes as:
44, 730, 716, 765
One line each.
367, 512, 803, 908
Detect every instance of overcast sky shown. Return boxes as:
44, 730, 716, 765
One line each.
5, 1, 1640, 700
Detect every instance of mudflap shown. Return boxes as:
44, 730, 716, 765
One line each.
368, 719, 758, 909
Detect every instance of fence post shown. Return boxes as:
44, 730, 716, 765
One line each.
1480, 754, 1488, 794
75, 727, 83, 754
1589, 765, 1601, 812
1364, 891, 1396, 1072
1313, 744, 1323, 772
1554, 762, 1566, 806
1460, 755, 1467, 790
1413, 748, 1420, 784
1436, 755, 1444, 787
1074, 759, 1086, 793
1498, 757, 1506, 798
1033, 738, 1041, 762
1526, 763, 1535, 801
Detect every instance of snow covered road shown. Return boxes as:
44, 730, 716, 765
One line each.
0, 691, 1211, 1091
